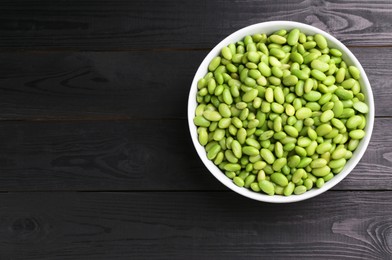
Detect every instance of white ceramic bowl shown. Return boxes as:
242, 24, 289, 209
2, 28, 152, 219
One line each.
188, 21, 374, 203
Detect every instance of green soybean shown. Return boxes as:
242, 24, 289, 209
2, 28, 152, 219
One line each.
316, 142, 332, 154
353, 101, 369, 114
259, 180, 275, 195
194, 116, 210, 127
270, 34, 287, 44
283, 182, 295, 196
312, 165, 331, 177
329, 158, 346, 169
311, 69, 326, 81
316, 178, 325, 188
287, 29, 300, 46
314, 34, 328, 49
260, 148, 275, 164
294, 185, 307, 195
304, 179, 313, 190
242, 89, 258, 102
348, 66, 360, 80
207, 144, 221, 160
208, 57, 221, 71
320, 110, 334, 122
233, 176, 245, 187
310, 158, 327, 168
311, 60, 329, 72
335, 87, 353, 100
296, 107, 312, 120
243, 146, 260, 156
271, 173, 289, 187
231, 140, 242, 158
292, 169, 305, 184
288, 155, 301, 168
346, 115, 362, 129
349, 129, 365, 139
304, 91, 322, 102
316, 124, 332, 136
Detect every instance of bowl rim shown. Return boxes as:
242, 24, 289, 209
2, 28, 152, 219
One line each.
187, 21, 374, 203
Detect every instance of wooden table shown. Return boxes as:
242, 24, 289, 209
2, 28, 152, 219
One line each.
1, 1, 391, 259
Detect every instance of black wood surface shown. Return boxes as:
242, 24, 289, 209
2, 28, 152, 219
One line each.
0, 0, 391, 50
1, 191, 392, 260
0, 0, 391, 259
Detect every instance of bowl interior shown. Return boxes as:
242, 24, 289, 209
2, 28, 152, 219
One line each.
188, 21, 374, 203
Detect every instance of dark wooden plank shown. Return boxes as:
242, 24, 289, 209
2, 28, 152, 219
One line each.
0, 51, 200, 120
1, 191, 392, 259
0, 0, 391, 50
0, 119, 219, 191
0, 47, 390, 120
0, 118, 389, 191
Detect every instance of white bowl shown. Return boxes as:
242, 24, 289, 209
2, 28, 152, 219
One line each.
188, 21, 374, 203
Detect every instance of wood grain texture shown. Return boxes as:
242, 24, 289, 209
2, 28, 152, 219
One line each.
0, 118, 389, 191
0, 47, 390, 120
1, 191, 392, 259
0, 0, 391, 50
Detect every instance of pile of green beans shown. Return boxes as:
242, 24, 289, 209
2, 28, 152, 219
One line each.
194, 29, 369, 196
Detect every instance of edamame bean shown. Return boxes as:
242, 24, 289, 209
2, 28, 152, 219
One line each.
225, 150, 238, 163
333, 100, 344, 117
244, 175, 256, 188
296, 107, 312, 120
288, 155, 301, 168
270, 35, 287, 44
329, 158, 346, 169
314, 34, 328, 49
304, 91, 321, 102
353, 101, 369, 114
348, 66, 360, 80
316, 178, 325, 188
208, 57, 221, 71
335, 87, 353, 100
259, 180, 275, 195
312, 165, 331, 177
316, 123, 332, 136
237, 128, 247, 144
349, 129, 365, 139
231, 140, 242, 158
310, 158, 327, 168
304, 179, 313, 190
346, 115, 362, 129
260, 148, 275, 164
284, 125, 299, 137
292, 169, 305, 184
207, 144, 221, 160
294, 185, 307, 195
233, 176, 245, 187
243, 146, 260, 156
250, 182, 261, 192
254, 161, 267, 170
311, 69, 326, 81
224, 163, 241, 172
287, 29, 300, 46
283, 182, 295, 196
316, 142, 332, 154
222, 88, 233, 105
271, 172, 288, 187
283, 75, 298, 86
320, 110, 334, 122
311, 60, 329, 72
273, 158, 287, 172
